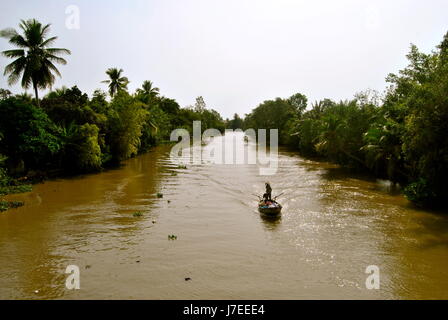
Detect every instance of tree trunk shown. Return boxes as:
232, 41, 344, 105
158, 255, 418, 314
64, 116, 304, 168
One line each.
33, 82, 40, 107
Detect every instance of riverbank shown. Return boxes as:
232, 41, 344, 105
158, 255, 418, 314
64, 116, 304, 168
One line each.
0, 140, 179, 213
0, 169, 32, 212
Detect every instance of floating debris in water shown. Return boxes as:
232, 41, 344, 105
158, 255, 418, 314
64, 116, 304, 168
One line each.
167, 200, 171, 203
8, 201, 24, 209
0, 184, 32, 196
157, 193, 163, 198
85, 265, 91, 269
185, 277, 191, 281
133, 211, 144, 217
168, 234, 178, 240
0, 200, 24, 212
177, 165, 187, 169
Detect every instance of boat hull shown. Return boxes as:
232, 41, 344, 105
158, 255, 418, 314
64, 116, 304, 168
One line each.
258, 205, 282, 216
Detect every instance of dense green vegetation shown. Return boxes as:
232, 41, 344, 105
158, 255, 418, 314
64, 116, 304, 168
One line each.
0, 86, 224, 176
242, 33, 448, 208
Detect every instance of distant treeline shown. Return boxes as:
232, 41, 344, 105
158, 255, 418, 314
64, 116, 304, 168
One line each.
231, 32, 448, 208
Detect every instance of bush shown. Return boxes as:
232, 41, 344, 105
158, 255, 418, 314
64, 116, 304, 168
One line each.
0, 98, 62, 171
403, 179, 436, 207
74, 124, 102, 171
107, 93, 148, 161
0, 167, 9, 187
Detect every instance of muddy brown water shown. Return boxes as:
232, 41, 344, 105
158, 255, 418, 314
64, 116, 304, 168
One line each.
1, 133, 447, 299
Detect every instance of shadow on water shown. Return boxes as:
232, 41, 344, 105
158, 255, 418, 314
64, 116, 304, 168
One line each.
321, 166, 403, 195
259, 213, 282, 231
322, 165, 380, 182
409, 209, 448, 250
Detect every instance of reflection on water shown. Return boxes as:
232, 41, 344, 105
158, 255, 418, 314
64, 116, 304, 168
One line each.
0, 133, 447, 299
260, 216, 282, 232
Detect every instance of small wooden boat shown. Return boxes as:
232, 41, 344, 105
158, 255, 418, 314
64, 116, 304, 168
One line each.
258, 200, 282, 216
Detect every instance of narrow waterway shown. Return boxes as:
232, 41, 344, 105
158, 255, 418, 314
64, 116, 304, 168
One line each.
1, 133, 447, 299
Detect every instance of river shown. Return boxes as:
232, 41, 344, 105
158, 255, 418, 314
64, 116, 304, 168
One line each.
1, 132, 447, 299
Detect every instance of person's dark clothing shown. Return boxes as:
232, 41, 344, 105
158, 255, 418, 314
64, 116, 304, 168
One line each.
264, 184, 272, 201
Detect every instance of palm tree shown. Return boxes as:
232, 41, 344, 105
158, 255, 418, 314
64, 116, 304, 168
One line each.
315, 114, 346, 156
361, 119, 404, 182
45, 86, 68, 99
15, 92, 34, 102
0, 19, 71, 106
0, 88, 12, 99
139, 80, 159, 97
136, 80, 159, 104
102, 68, 129, 97
315, 113, 365, 166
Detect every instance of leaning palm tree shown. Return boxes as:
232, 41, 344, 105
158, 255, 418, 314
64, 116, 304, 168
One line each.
102, 68, 129, 97
0, 19, 71, 106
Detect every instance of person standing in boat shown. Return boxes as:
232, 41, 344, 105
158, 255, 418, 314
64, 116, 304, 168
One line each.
263, 182, 272, 202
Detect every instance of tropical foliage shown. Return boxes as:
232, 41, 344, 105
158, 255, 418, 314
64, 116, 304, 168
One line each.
0, 85, 225, 176
0, 20, 225, 180
102, 68, 129, 97
0, 19, 70, 105
243, 32, 448, 208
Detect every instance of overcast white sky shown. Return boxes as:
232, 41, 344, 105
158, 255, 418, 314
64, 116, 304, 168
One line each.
1, 0, 447, 118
